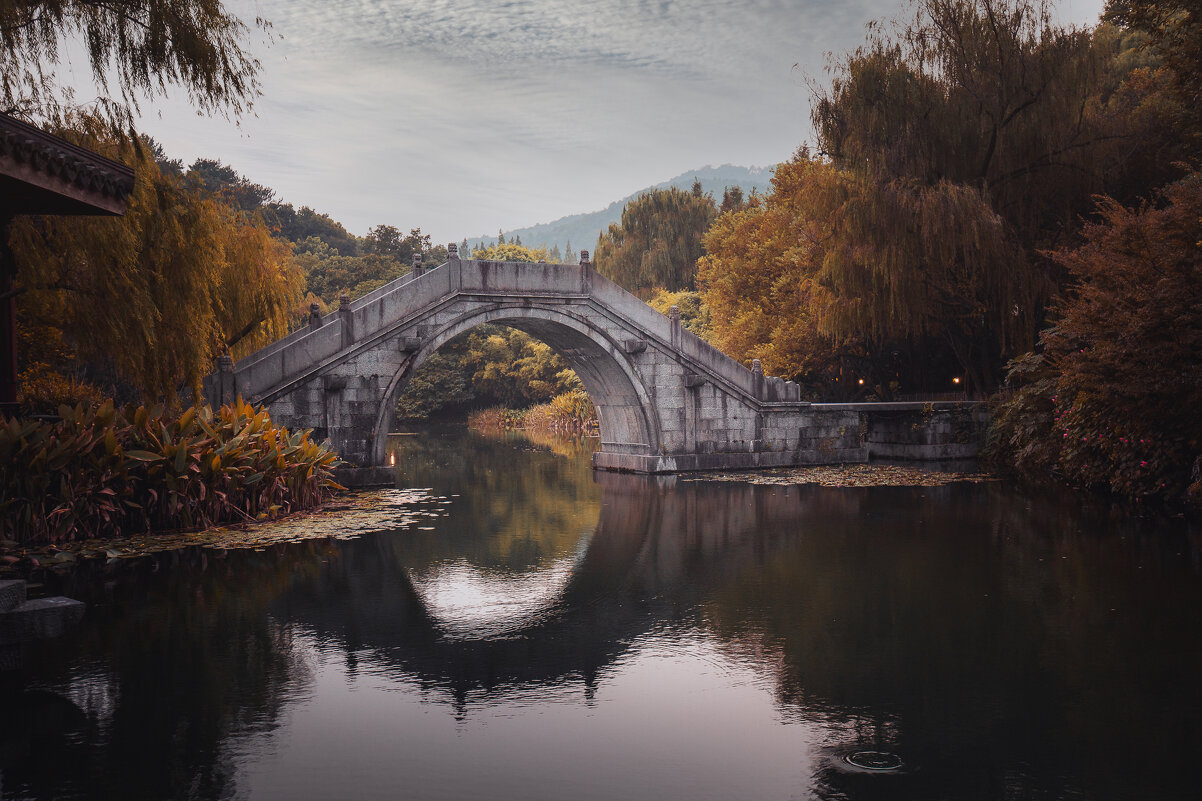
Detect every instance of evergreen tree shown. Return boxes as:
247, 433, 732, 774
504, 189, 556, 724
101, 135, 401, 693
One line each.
187, 159, 275, 212
720, 186, 745, 213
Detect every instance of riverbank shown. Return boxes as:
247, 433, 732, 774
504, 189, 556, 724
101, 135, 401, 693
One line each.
0, 486, 451, 577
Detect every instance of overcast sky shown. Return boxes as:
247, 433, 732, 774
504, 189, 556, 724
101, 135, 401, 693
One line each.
131, 0, 1106, 245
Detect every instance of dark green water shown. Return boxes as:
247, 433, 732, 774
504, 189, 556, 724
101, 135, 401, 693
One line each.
3, 429, 1201, 801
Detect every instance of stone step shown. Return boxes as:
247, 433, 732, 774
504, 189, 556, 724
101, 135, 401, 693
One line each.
0, 596, 85, 644
0, 579, 26, 613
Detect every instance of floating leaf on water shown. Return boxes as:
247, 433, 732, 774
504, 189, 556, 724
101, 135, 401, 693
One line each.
683, 464, 998, 488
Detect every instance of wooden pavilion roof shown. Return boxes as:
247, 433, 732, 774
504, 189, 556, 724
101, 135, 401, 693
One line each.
0, 113, 135, 218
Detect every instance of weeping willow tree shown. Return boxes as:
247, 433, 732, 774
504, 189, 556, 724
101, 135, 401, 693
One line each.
9, 116, 302, 403
814, 172, 1044, 391
783, 0, 1184, 392
699, 155, 1038, 394
594, 186, 717, 294
1, 0, 264, 133
813, 0, 1143, 251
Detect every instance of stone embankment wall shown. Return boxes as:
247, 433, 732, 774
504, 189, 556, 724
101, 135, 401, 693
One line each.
599, 401, 987, 473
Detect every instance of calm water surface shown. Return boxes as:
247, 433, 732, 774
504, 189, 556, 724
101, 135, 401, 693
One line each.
3, 429, 1202, 800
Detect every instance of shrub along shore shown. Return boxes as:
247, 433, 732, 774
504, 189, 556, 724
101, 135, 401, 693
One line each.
467, 390, 597, 435
0, 399, 342, 546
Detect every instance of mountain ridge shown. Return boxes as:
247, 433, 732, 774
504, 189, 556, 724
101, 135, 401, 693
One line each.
463, 163, 775, 256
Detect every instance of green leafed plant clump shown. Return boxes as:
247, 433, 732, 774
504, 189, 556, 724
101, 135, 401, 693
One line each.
0, 399, 342, 545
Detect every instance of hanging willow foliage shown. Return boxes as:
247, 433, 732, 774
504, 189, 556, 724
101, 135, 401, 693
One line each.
698, 158, 852, 389
1, 0, 264, 135
7, 114, 303, 403
814, 171, 1047, 389
700, 155, 1045, 393
812, 0, 1131, 252
594, 187, 717, 294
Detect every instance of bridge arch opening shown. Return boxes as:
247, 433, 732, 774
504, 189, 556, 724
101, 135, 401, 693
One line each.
372, 304, 662, 465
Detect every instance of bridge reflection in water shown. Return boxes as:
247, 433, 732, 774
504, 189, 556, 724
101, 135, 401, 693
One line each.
4, 429, 1202, 801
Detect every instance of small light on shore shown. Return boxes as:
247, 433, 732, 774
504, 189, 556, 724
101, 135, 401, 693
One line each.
953, 377, 961, 385
858, 378, 865, 385
389, 453, 396, 466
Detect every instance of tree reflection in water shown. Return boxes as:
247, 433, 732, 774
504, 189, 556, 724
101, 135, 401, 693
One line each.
3, 429, 1200, 801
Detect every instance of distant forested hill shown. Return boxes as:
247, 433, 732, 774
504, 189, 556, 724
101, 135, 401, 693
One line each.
463, 164, 773, 257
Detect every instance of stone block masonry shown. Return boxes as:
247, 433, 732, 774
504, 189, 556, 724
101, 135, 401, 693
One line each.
206, 253, 986, 473
1, 580, 86, 670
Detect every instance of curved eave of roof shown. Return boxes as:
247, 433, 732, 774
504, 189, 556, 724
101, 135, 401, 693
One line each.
0, 113, 136, 218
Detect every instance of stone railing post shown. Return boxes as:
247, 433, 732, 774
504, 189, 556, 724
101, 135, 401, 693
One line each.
579, 249, 592, 294
669, 304, 681, 350
308, 302, 322, 330
412, 251, 424, 279
448, 242, 462, 291
216, 353, 236, 405
751, 358, 764, 399
339, 292, 354, 348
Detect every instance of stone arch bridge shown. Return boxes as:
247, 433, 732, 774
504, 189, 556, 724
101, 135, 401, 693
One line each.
205, 251, 983, 472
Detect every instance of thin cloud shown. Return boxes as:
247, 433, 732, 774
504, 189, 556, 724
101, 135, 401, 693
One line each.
138, 0, 1106, 243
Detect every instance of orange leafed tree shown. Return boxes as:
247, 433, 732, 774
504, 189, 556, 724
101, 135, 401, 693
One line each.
9, 117, 302, 405
698, 158, 850, 390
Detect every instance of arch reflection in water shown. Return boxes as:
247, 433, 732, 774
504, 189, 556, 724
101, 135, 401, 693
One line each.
5, 428, 1202, 801
407, 534, 591, 640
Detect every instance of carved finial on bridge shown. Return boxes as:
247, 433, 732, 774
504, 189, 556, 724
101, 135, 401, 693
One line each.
217, 354, 235, 373
412, 251, 424, 278
579, 250, 590, 267
448, 242, 459, 261
668, 304, 681, 349
339, 292, 350, 310
752, 358, 763, 375
309, 302, 322, 329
